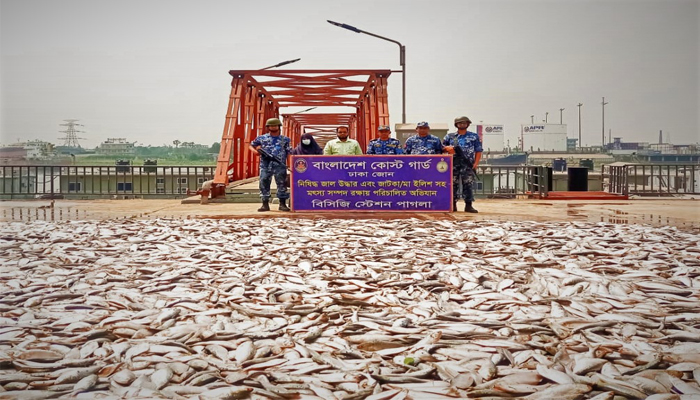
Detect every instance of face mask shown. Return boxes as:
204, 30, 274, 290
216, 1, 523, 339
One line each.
302, 139, 311, 145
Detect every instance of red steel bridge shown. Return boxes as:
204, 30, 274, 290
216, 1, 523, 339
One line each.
211, 69, 391, 198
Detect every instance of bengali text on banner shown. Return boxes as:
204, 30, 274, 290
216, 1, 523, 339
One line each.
291, 155, 453, 212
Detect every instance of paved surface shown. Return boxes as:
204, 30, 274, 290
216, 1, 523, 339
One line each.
2, 198, 699, 232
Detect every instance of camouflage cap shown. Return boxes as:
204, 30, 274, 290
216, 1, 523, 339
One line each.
416, 121, 430, 128
378, 125, 391, 131
265, 117, 282, 126
454, 116, 472, 124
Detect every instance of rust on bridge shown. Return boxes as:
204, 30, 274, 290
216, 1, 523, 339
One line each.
212, 69, 391, 197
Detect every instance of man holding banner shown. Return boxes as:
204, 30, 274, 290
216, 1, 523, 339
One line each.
404, 121, 445, 155
367, 125, 403, 155
443, 116, 482, 213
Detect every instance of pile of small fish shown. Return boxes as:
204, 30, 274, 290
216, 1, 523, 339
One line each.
0, 217, 699, 400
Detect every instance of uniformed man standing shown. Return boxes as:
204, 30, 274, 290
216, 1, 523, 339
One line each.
367, 125, 403, 155
443, 116, 482, 213
404, 121, 445, 155
323, 126, 363, 155
249, 118, 292, 212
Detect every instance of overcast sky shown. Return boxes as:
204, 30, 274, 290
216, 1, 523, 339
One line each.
1, 0, 698, 148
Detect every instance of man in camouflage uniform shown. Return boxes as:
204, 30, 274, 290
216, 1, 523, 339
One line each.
249, 118, 292, 212
443, 116, 482, 213
404, 121, 445, 155
367, 125, 403, 155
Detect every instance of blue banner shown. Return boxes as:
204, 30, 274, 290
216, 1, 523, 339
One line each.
291, 155, 453, 212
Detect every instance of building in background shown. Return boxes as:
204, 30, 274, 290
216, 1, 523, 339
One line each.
22, 140, 55, 159
0, 147, 27, 162
58, 166, 214, 196
608, 137, 649, 152
649, 143, 675, 153
520, 124, 568, 152
474, 124, 505, 152
97, 138, 136, 155
0, 140, 55, 161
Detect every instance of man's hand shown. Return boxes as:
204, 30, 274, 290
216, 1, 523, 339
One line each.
444, 145, 455, 154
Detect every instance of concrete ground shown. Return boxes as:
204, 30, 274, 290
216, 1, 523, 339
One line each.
2, 198, 699, 232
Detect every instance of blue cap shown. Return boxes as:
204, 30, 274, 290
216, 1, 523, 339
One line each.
378, 125, 391, 131
417, 121, 430, 128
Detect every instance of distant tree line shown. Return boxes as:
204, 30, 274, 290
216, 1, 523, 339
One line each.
131, 142, 221, 161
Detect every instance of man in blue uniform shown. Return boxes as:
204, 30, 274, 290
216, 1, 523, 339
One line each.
249, 118, 292, 212
367, 125, 403, 155
404, 121, 445, 155
443, 116, 482, 213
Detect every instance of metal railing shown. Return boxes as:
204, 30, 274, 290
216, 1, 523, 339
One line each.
0, 165, 215, 199
1, 164, 553, 200
604, 164, 699, 196
472, 165, 550, 199
605, 165, 629, 196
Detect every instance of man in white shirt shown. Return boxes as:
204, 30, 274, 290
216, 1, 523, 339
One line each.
323, 126, 363, 155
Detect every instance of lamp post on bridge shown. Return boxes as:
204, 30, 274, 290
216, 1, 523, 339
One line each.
327, 20, 406, 124
293, 107, 317, 114
577, 103, 583, 150
601, 97, 609, 148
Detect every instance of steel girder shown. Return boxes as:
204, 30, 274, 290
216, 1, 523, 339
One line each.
212, 70, 392, 197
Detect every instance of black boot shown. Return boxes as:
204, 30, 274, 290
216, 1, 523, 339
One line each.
465, 201, 478, 213
258, 200, 270, 212
453, 200, 458, 212
279, 199, 290, 212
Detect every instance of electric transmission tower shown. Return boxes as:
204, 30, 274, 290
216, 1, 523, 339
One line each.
58, 119, 86, 147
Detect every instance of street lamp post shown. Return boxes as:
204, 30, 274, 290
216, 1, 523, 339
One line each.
261, 58, 301, 70
601, 96, 609, 148
559, 108, 565, 124
328, 20, 406, 124
293, 107, 317, 114
545, 112, 549, 123
530, 115, 534, 124
577, 103, 583, 150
